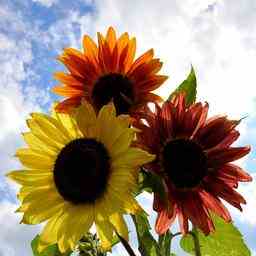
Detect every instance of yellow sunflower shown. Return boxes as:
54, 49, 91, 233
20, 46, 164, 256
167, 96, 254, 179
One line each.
7, 101, 155, 253
52, 26, 167, 115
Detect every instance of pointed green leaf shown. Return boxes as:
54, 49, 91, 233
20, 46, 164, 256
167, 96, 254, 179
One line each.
132, 213, 161, 256
31, 235, 72, 256
180, 214, 251, 256
168, 65, 197, 106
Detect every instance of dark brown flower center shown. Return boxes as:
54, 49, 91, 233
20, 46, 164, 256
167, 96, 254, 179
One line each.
162, 139, 207, 189
53, 138, 110, 204
92, 73, 134, 115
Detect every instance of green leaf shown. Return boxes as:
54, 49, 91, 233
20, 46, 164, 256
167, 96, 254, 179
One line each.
180, 214, 251, 256
139, 169, 168, 207
132, 212, 161, 256
168, 65, 197, 106
31, 235, 72, 256
159, 231, 172, 256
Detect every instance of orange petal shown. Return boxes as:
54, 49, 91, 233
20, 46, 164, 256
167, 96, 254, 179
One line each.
137, 75, 168, 92
117, 32, 129, 53
124, 38, 136, 73
83, 35, 98, 62
118, 44, 129, 74
128, 48, 154, 75
52, 86, 84, 97
97, 32, 108, 73
136, 92, 163, 105
55, 97, 82, 113
54, 72, 84, 89
129, 59, 163, 82
106, 26, 117, 52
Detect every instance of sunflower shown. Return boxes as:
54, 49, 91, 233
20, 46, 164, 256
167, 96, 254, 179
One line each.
135, 93, 252, 235
52, 27, 167, 115
7, 101, 155, 253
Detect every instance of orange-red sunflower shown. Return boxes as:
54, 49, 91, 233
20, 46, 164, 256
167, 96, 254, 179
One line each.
135, 93, 252, 235
52, 27, 167, 115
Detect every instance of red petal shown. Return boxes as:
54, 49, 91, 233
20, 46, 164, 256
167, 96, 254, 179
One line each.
191, 102, 209, 138
199, 190, 231, 222
155, 207, 177, 235
183, 193, 214, 235
207, 146, 250, 168
219, 163, 253, 182
206, 131, 240, 152
159, 101, 173, 140
195, 116, 239, 149
205, 178, 246, 211
178, 208, 189, 234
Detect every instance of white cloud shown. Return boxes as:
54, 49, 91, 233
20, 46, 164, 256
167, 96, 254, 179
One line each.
0, 201, 40, 256
32, 0, 58, 8
228, 173, 256, 226
0, 6, 50, 173
75, 0, 256, 120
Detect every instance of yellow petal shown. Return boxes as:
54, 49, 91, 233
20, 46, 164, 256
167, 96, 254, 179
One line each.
112, 147, 155, 169
109, 213, 128, 241
97, 103, 131, 150
31, 113, 70, 145
75, 100, 97, 138
109, 167, 137, 192
52, 105, 82, 139
15, 148, 54, 170
96, 219, 114, 251
22, 132, 57, 156
123, 196, 143, 215
117, 114, 132, 128
17, 186, 34, 202
38, 211, 64, 252
97, 102, 116, 143
27, 119, 63, 150
109, 128, 136, 158
7, 170, 52, 186
58, 205, 94, 251
21, 188, 64, 224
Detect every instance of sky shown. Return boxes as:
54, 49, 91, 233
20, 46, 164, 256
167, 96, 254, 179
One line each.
0, 0, 256, 255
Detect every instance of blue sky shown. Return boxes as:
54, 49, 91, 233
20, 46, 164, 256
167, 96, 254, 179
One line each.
0, 0, 256, 255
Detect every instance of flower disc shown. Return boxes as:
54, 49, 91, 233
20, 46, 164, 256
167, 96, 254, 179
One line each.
162, 139, 207, 189
92, 73, 134, 115
54, 138, 110, 204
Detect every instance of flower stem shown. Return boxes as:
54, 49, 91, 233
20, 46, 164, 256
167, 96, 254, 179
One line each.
116, 232, 137, 256
189, 230, 202, 256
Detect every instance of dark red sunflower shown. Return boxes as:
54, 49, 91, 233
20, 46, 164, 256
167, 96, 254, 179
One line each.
135, 93, 252, 235
52, 27, 167, 115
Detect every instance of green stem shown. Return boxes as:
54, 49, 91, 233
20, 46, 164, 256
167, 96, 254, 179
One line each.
189, 230, 201, 256
116, 232, 137, 256
168, 232, 182, 255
